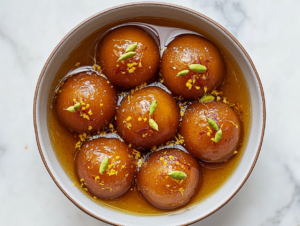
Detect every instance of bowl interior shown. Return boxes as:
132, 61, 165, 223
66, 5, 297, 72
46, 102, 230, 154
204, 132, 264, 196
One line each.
34, 3, 265, 226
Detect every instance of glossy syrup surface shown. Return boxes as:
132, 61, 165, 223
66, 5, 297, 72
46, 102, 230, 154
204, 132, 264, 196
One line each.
47, 17, 251, 215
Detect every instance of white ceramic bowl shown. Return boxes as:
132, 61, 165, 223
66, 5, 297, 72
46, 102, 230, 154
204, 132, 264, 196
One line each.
33, 2, 266, 226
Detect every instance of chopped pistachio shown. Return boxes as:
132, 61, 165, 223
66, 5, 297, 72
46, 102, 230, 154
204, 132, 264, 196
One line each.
177, 70, 189, 77
149, 100, 157, 116
67, 106, 77, 113
214, 129, 222, 143
117, 51, 136, 62
125, 42, 138, 53
99, 157, 109, 174
168, 171, 187, 179
207, 118, 219, 130
149, 119, 159, 131
200, 95, 215, 103
74, 102, 81, 109
188, 64, 207, 73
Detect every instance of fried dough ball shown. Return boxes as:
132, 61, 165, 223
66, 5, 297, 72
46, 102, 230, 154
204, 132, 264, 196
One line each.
116, 86, 180, 151
76, 138, 136, 198
98, 26, 160, 89
161, 35, 225, 100
55, 72, 117, 134
137, 148, 202, 209
180, 101, 241, 162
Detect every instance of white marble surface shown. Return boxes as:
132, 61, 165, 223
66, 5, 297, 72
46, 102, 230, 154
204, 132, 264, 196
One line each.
0, 0, 299, 225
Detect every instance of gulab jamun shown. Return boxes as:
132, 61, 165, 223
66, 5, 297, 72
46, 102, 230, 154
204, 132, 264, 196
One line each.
98, 26, 160, 89
180, 101, 241, 162
116, 86, 180, 151
76, 138, 136, 198
161, 35, 225, 100
137, 148, 202, 210
55, 72, 117, 134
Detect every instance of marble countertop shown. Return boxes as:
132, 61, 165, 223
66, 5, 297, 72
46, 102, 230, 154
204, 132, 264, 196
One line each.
0, 0, 299, 225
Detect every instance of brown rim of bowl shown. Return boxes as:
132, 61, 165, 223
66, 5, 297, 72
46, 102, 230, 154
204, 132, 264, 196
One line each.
33, 2, 266, 226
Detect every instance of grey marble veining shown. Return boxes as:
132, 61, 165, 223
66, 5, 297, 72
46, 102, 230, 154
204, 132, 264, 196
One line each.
0, 0, 299, 225
194, 0, 249, 36
261, 166, 300, 226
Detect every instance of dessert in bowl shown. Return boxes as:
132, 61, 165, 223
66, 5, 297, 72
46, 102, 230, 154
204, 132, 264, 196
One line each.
34, 3, 265, 226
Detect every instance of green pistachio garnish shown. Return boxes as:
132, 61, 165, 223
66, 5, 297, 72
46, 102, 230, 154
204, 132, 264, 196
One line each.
74, 102, 81, 109
214, 129, 222, 143
66, 106, 77, 113
66, 102, 81, 113
149, 100, 157, 116
207, 118, 219, 130
177, 70, 189, 77
188, 64, 207, 73
149, 119, 159, 131
168, 171, 187, 179
117, 51, 136, 62
200, 95, 215, 103
99, 157, 109, 175
125, 42, 138, 53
